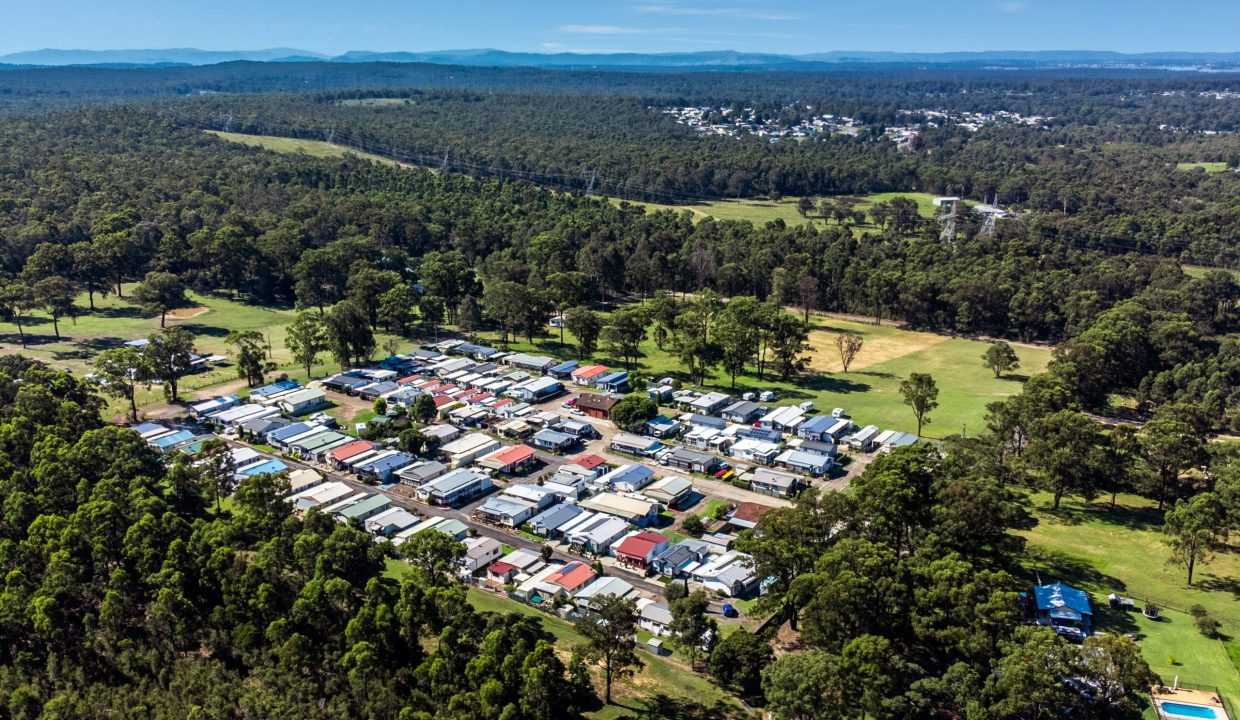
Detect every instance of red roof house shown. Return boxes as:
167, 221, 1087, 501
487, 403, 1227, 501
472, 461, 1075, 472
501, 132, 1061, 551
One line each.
478, 444, 537, 474
545, 561, 597, 593
326, 440, 375, 467
614, 532, 671, 570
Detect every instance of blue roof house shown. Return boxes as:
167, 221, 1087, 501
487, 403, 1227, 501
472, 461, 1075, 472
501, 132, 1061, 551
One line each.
1034, 581, 1092, 639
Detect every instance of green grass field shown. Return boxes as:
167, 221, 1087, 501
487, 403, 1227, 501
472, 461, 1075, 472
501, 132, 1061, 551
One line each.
613, 191, 941, 230
0, 284, 411, 417
1176, 162, 1230, 173
1018, 491, 1240, 703
485, 312, 1050, 439
207, 130, 407, 168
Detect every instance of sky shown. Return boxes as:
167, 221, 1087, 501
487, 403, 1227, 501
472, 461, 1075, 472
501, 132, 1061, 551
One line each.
1, 0, 1237, 56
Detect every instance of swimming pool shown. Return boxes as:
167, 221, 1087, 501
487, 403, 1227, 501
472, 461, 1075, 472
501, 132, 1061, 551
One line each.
1160, 701, 1220, 719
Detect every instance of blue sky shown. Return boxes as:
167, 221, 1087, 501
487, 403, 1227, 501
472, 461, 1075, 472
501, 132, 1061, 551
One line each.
1, 0, 1236, 56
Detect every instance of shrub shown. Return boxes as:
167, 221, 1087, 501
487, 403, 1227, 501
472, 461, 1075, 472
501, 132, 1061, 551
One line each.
681, 515, 706, 537
1194, 614, 1221, 639
1189, 604, 1208, 618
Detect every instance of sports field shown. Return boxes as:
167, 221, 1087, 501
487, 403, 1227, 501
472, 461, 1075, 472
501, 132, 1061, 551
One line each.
1019, 491, 1240, 707
480, 311, 1051, 439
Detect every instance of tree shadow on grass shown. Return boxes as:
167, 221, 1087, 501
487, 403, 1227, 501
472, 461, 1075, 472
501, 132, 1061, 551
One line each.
1023, 547, 1128, 596
93, 305, 147, 320
0, 332, 64, 347
1036, 499, 1163, 532
1092, 604, 1142, 637
1195, 574, 1240, 602
611, 694, 734, 720
851, 370, 897, 380
179, 323, 232, 338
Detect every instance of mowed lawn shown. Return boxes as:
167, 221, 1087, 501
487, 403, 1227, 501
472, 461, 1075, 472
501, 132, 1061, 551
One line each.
385, 560, 748, 719
612, 191, 941, 231
1018, 491, 1240, 703
482, 312, 1050, 439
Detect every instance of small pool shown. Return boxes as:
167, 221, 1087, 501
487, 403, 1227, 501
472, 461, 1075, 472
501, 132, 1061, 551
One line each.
1160, 701, 1220, 719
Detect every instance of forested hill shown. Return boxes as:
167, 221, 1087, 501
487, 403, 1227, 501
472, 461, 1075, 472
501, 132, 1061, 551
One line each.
3, 106, 1240, 430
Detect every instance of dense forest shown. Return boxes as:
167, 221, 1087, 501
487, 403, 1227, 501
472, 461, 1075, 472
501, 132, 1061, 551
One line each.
166, 84, 1240, 263
0, 356, 593, 718
3, 105, 1240, 426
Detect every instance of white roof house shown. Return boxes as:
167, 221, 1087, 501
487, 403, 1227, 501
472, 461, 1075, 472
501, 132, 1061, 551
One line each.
565, 515, 631, 554
439, 433, 501, 467
596, 464, 655, 493
574, 577, 637, 611
690, 551, 757, 597
578, 492, 659, 526
760, 406, 806, 431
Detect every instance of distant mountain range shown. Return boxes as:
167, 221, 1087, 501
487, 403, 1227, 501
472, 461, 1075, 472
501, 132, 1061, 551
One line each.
3, 47, 1239, 70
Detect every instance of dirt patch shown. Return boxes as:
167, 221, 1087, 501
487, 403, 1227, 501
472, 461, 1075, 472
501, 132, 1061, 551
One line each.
807, 324, 947, 373
166, 306, 210, 320
194, 379, 249, 400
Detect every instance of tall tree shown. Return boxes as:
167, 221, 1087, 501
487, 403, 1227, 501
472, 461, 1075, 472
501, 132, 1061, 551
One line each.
983, 341, 1021, 379
482, 280, 529, 344
69, 242, 108, 311
1022, 410, 1107, 509
795, 274, 819, 323
376, 283, 418, 335
400, 529, 464, 586
768, 313, 811, 381
601, 306, 649, 369
32, 276, 77, 340
835, 332, 864, 373
564, 306, 603, 356
577, 594, 641, 704
325, 299, 375, 368
142, 327, 196, 401
131, 270, 187, 327
714, 298, 760, 388
347, 266, 402, 329
410, 393, 437, 425
1163, 492, 1228, 585
227, 330, 271, 388
669, 590, 716, 668
900, 372, 939, 437
198, 438, 238, 515
610, 394, 657, 434
709, 628, 772, 697
1139, 414, 1207, 510
0, 280, 35, 348
285, 311, 329, 379
93, 346, 153, 422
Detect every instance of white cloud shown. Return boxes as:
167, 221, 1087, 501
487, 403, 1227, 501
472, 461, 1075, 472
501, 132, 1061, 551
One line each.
558, 24, 644, 35
634, 4, 803, 21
